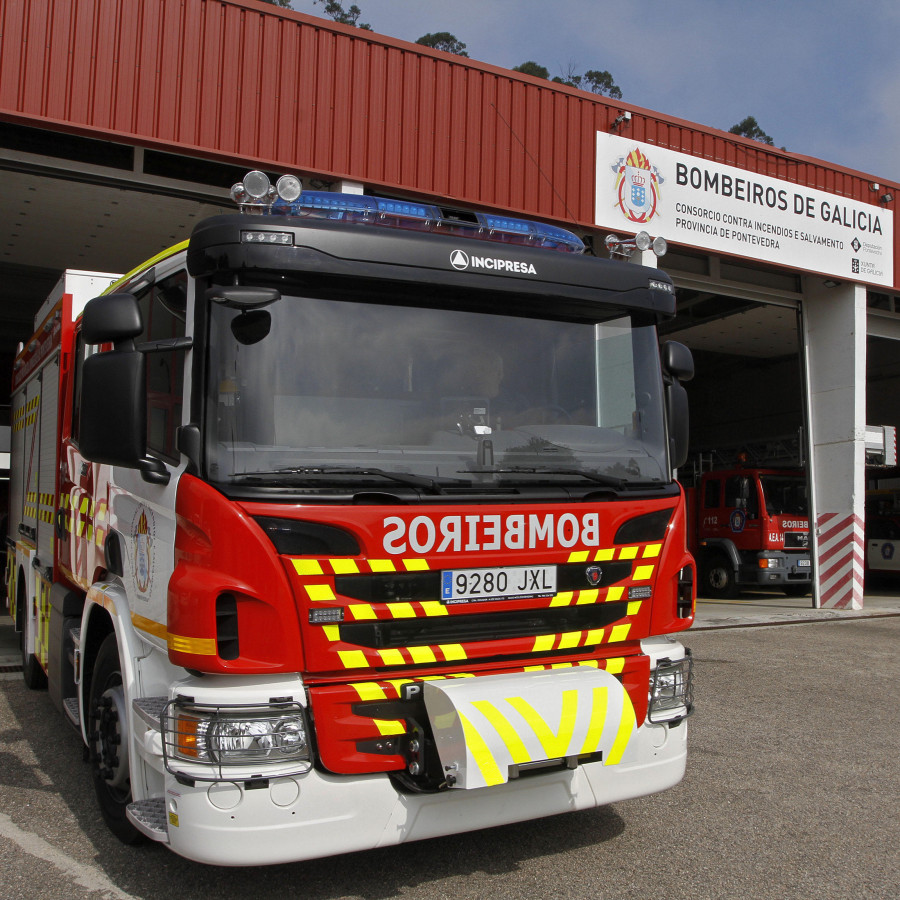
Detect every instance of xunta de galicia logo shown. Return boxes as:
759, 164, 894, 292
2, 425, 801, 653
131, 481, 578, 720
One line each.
611, 147, 664, 225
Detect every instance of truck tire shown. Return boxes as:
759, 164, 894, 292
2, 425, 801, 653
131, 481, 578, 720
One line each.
701, 552, 738, 599
88, 633, 142, 845
18, 577, 47, 690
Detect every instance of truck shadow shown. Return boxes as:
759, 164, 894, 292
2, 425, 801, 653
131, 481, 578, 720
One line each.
2, 676, 627, 899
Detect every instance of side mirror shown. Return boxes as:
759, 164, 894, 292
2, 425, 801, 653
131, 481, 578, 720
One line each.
661, 341, 693, 470
82, 293, 142, 346
666, 380, 690, 469
78, 293, 170, 484
661, 340, 694, 382
79, 348, 146, 466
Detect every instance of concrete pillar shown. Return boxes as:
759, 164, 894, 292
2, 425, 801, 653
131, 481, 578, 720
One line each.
801, 278, 867, 609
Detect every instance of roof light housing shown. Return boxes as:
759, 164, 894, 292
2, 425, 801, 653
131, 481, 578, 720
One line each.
229, 170, 584, 253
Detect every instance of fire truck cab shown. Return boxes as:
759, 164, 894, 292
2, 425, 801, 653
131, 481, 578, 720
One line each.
7, 174, 696, 865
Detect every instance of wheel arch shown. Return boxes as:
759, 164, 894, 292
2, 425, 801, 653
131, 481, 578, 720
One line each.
79, 586, 141, 746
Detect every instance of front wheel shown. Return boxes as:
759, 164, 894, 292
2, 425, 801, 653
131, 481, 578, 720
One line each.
88, 633, 142, 844
701, 552, 739, 599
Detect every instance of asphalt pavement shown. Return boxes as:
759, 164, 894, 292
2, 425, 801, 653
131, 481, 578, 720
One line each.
1, 592, 899, 899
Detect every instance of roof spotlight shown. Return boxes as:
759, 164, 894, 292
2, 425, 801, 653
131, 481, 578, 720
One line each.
243, 170, 272, 200
276, 174, 303, 203
605, 232, 667, 259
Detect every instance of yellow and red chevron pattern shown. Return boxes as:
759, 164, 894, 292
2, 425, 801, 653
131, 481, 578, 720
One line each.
309, 652, 651, 775
291, 542, 661, 672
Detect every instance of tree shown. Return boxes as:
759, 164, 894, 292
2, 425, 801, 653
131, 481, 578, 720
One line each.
416, 32, 468, 57
313, 0, 371, 29
257, 0, 293, 6
729, 116, 773, 145
515, 61, 622, 98
512, 61, 550, 80
580, 70, 622, 99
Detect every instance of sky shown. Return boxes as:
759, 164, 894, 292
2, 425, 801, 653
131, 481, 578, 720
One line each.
285, 0, 900, 185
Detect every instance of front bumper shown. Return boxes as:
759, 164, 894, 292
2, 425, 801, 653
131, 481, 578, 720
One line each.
160, 714, 687, 865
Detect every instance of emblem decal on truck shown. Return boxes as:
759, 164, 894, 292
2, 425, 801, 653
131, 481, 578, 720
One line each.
132, 507, 156, 596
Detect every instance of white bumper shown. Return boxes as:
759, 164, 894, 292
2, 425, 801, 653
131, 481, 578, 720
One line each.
163, 716, 686, 866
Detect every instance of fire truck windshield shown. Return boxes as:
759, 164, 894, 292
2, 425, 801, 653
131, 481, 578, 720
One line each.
759, 474, 809, 516
204, 290, 670, 492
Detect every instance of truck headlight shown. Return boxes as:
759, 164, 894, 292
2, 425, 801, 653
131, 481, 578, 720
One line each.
648, 654, 693, 723
165, 701, 311, 776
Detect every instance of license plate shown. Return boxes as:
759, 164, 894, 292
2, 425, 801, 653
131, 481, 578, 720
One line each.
797, 559, 811, 567
441, 565, 557, 605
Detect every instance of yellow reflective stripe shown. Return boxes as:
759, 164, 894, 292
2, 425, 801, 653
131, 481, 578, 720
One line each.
576, 589, 598, 605
626, 600, 642, 616
378, 648, 405, 666
369, 559, 396, 572
459, 711, 504, 786
643, 543, 662, 558
558, 631, 581, 650
508, 691, 578, 759
293, 560, 323, 576
351, 682, 386, 702
605, 657, 625, 674
330, 559, 359, 574
471, 700, 530, 764
338, 650, 369, 668
132, 613, 169, 641
532, 634, 555, 653
322, 625, 340, 641
387, 602, 415, 618
439, 643, 467, 661
594, 548, 615, 561
419, 601, 448, 616
605, 586, 624, 602
550, 592, 573, 607
408, 646, 436, 664
351, 683, 405, 735
168, 634, 217, 655
348, 604, 377, 620
567, 550, 590, 563
306, 584, 335, 602
374, 719, 406, 736
605, 691, 637, 766
608, 623, 631, 642
618, 547, 638, 560
633, 565, 654, 580
403, 559, 429, 571
584, 628, 605, 645
103, 241, 190, 294
580, 686, 610, 754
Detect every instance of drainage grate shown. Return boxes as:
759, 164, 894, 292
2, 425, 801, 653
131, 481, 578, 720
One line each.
0, 665, 23, 673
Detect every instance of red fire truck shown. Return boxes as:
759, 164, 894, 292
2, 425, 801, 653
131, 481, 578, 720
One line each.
686, 465, 811, 598
6, 172, 695, 866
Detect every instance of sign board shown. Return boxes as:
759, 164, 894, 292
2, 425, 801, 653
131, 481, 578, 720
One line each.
595, 133, 893, 288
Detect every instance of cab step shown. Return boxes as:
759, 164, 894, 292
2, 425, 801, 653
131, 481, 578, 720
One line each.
126, 797, 169, 843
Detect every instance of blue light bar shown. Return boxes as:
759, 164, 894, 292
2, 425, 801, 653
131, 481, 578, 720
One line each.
268, 191, 583, 253
476, 213, 584, 253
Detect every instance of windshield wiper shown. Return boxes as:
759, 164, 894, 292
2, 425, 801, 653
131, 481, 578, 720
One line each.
467, 466, 628, 489
232, 466, 447, 494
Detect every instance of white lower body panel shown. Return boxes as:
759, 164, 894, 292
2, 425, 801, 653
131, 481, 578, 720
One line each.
163, 718, 687, 866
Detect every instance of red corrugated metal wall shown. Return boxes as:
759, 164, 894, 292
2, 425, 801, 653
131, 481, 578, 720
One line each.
1, 0, 897, 276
